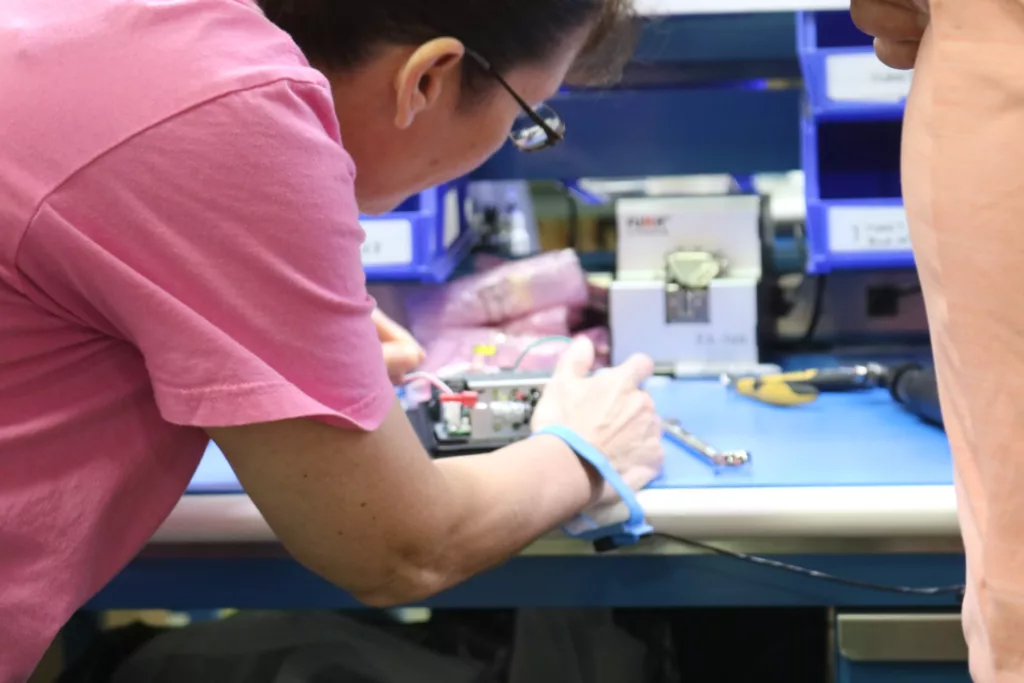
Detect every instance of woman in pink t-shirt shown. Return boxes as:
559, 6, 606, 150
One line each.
0, 0, 662, 679
857, 1, 1024, 680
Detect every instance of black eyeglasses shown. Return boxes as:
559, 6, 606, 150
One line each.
464, 48, 565, 153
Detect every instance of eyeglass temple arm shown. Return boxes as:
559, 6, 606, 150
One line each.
462, 48, 563, 141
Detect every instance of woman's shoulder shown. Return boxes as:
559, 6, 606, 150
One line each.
0, 0, 332, 230
3, 0, 328, 154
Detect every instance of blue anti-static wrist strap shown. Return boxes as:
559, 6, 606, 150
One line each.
534, 425, 653, 547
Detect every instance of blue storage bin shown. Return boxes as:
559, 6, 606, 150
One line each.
359, 181, 477, 283
802, 116, 914, 272
797, 11, 912, 120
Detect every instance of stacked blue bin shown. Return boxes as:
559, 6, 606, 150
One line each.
797, 11, 915, 273
360, 180, 477, 282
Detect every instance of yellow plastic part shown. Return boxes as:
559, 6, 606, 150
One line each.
732, 376, 820, 407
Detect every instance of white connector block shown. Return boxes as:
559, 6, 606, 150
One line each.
609, 278, 759, 366
612, 193, 763, 366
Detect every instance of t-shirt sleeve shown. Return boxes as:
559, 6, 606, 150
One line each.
15, 78, 396, 430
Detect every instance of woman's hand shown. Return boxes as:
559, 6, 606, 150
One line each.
531, 337, 664, 504
851, 0, 929, 70
373, 308, 426, 385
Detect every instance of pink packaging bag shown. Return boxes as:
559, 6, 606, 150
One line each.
405, 249, 589, 343
418, 327, 609, 378
502, 306, 582, 337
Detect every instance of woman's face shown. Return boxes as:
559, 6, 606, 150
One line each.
327, 31, 589, 214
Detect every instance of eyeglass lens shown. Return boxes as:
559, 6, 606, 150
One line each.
509, 104, 563, 150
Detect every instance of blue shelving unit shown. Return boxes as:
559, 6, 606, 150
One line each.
797, 11, 915, 273
796, 11, 911, 120
360, 181, 477, 283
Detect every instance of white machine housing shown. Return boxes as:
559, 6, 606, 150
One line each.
610, 194, 763, 366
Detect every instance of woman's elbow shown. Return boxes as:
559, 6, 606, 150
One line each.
347, 555, 451, 607
296, 539, 453, 608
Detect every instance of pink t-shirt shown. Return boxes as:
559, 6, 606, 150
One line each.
0, 0, 394, 678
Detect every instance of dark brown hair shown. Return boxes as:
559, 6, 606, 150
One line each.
257, 0, 638, 92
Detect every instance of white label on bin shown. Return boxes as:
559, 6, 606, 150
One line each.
828, 205, 910, 252
825, 52, 913, 102
443, 186, 461, 248
360, 219, 413, 266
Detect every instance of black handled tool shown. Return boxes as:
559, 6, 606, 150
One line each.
888, 363, 943, 427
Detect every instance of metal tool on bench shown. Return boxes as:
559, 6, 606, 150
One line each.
724, 363, 891, 407
662, 418, 750, 470
653, 360, 781, 380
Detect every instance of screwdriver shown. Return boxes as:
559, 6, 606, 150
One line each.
653, 361, 781, 380
724, 363, 890, 407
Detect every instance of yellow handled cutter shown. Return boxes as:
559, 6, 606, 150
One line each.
725, 363, 890, 408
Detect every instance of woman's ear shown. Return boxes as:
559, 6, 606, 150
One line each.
393, 38, 465, 129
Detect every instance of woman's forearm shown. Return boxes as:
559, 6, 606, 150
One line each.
365, 434, 602, 605
436, 435, 600, 566
215, 401, 607, 608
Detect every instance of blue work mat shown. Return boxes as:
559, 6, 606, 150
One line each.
647, 377, 951, 489
188, 377, 953, 494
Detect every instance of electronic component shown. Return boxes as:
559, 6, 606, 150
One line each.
425, 372, 550, 456
438, 391, 477, 437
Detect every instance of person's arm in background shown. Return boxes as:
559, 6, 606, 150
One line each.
850, 0, 929, 69
372, 307, 427, 385
211, 338, 662, 606
19, 77, 663, 608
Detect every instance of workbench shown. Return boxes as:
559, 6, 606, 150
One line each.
88, 367, 968, 681
151, 376, 957, 546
